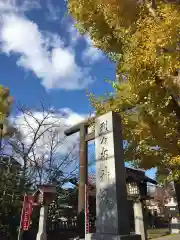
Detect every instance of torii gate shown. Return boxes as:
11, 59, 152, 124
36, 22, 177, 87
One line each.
64, 117, 95, 216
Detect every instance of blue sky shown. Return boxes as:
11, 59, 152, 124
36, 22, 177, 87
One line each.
0, 0, 114, 114
0, 0, 156, 179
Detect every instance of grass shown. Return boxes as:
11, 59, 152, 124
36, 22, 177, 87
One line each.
148, 228, 169, 239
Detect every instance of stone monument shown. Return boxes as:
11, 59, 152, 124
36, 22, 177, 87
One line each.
86, 111, 141, 240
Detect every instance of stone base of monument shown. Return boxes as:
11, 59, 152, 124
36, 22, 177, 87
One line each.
36, 232, 47, 240
170, 217, 180, 234
85, 233, 141, 240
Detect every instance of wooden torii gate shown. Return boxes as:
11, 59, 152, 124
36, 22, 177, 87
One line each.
64, 117, 95, 236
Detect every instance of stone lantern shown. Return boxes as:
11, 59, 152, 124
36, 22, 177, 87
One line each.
126, 168, 157, 240
33, 185, 56, 240
165, 198, 180, 234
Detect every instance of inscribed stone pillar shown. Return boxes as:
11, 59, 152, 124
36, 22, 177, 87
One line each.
36, 205, 48, 240
86, 111, 141, 240
133, 201, 147, 240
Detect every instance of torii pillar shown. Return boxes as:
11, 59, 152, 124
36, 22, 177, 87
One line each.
64, 118, 95, 238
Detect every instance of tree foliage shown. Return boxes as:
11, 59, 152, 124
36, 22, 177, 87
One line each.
68, 0, 139, 55
0, 85, 13, 137
68, 1, 180, 182
0, 159, 22, 238
0, 85, 12, 116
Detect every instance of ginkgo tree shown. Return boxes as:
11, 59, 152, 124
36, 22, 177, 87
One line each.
68, 0, 180, 183
0, 85, 12, 114
0, 85, 13, 137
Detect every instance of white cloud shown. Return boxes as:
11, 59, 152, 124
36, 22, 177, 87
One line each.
67, 23, 104, 64
0, 13, 94, 90
46, 0, 61, 22
83, 36, 104, 64
10, 108, 86, 164
0, 0, 40, 14
43, 31, 64, 49
2, 107, 95, 171
67, 22, 81, 46
5, 107, 89, 184
0, 1, 102, 91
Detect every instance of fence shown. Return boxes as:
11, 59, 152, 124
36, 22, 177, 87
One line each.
0, 217, 169, 240
21, 218, 95, 240
0, 207, 170, 240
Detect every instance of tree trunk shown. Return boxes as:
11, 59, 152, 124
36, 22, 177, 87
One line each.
174, 181, 180, 213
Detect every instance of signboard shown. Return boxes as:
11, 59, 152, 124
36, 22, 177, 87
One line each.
85, 184, 90, 234
20, 194, 33, 231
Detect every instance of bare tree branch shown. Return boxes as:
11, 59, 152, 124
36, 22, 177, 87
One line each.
3, 104, 79, 188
